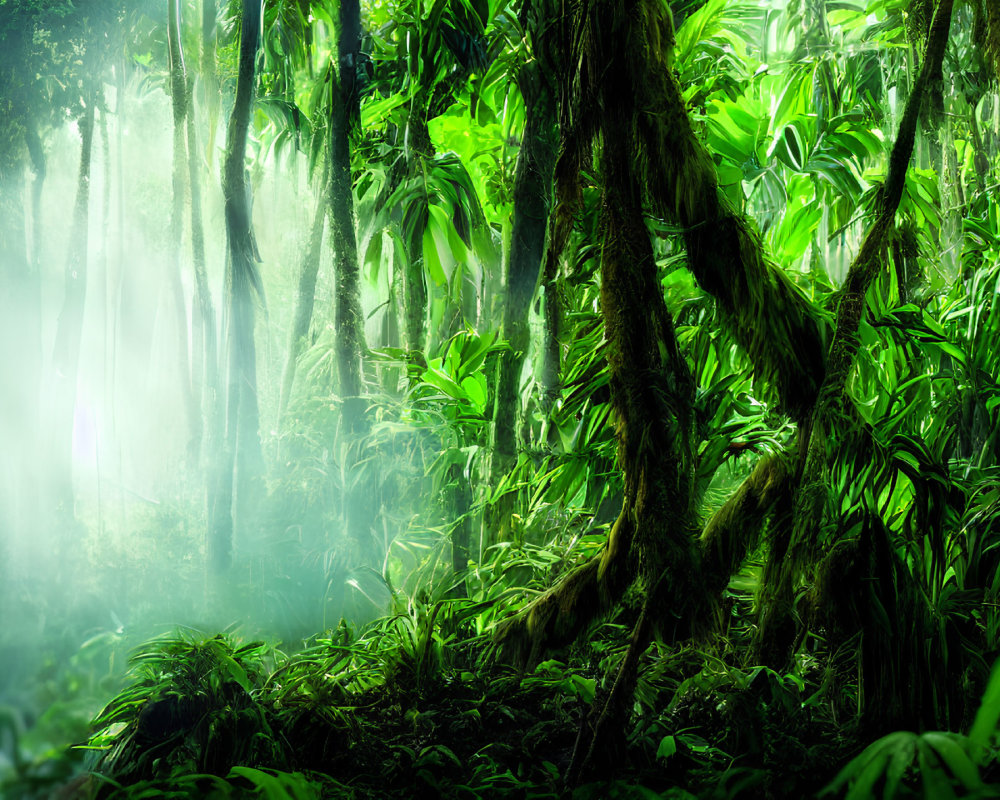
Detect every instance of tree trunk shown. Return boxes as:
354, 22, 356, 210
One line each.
168, 0, 199, 465
187, 75, 218, 458
487, 57, 557, 545
278, 163, 327, 422
19, 120, 44, 556
332, 0, 366, 424
201, 0, 220, 168
330, 0, 374, 563
0, 127, 33, 584
50, 97, 96, 521
211, 0, 263, 572
403, 108, 432, 356
448, 460, 471, 598
495, 2, 708, 678
758, 0, 955, 667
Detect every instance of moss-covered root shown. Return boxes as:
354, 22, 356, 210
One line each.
491, 512, 635, 671
627, 0, 828, 422
566, 599, 654, 786
699, 452, 797, 600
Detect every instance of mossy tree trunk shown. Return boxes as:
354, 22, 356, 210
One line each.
331, 0, 366, 428
329, 0, 375, 564
402, 105, 432, 356
495, 0, 709, 677
757, 0, 955, 668
487, 27, 558, 545
210, 0, 263, 573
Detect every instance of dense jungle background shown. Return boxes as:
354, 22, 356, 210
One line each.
2, 0, 1000, 796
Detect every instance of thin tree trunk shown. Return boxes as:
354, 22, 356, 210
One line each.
0, 128, 33, 585
211, 0, 263, 572
331, 0, 366, 420
403, 107, 432, 356
201, 0, 220, 169
187, 75, 218, 456
449, 461, 471, 598
538, 250, 563, 408
22, 119, 45, 541
278, 163, 327, 421
758, 0, 955, 666
96, 105, 112, 538
168, 0, 199, 465
111, 58, 127, 534
51, 97, 96, 521
488, 56, 557, 531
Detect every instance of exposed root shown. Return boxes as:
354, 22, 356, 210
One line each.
491, 512, 634, 671
700, 452, 797, 598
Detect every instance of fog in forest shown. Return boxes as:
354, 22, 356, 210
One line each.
7, 0, 1000, 796
0, 56, 393, 717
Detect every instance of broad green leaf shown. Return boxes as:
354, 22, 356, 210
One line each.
656, 735, 678, 760
970, 659, 1000, 758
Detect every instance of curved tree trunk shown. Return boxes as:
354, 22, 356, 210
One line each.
210, 0, 263, 573
634, 35, 828, 423
757, 0, 955, 667
495, 1, 708, 677
496, 0, 957, 756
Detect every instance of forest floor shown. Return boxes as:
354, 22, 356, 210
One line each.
1, 615, 866, 800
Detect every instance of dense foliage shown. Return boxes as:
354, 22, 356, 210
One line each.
2, 0, 1000, 797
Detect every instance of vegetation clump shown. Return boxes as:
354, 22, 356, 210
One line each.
2, 0, 1000, 797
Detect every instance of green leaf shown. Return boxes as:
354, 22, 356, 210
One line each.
361, 90, 412, 129
460, 374, 487, 412
656, 735, 678, 760
422, 215, 449, 287
920, 733, 981, 791
970, 658, 1000, 758
566, 674, 596, 704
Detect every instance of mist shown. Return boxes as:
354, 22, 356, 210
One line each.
0, 15, 391, 733
4, 0, 998, 796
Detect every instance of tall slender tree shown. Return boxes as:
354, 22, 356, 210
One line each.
50, 94, 96, 520
278, 160, 328, 422
187, 75, 219, 458
167, 0, 200, 464
210, 0, 264, 572
0, 2, 45, 585
487, 0, 559, 544
331, 0, 366, 426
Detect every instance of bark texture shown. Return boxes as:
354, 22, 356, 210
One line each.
278, 167, 327, 421
487, 48, 558, 544
331, 0, 366, 422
